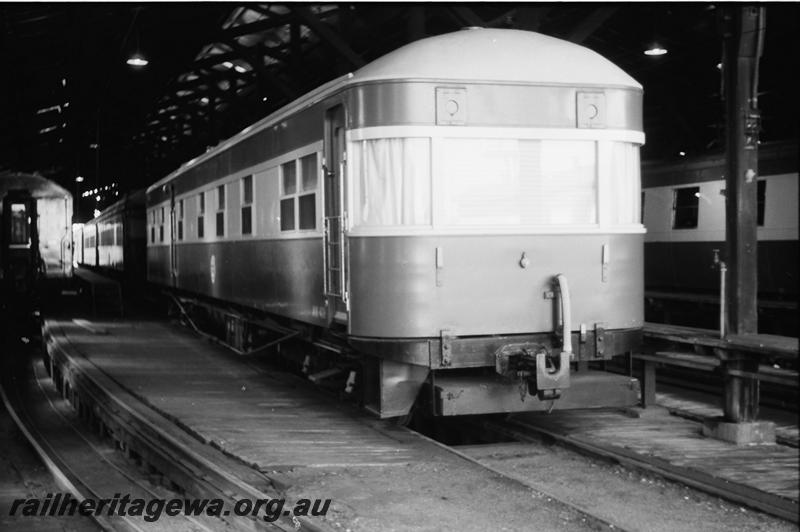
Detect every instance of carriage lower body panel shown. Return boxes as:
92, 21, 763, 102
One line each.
147, 232, 644, 417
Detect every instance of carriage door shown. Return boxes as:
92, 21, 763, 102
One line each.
323, 105, 348, 323
169, 184, 177, 287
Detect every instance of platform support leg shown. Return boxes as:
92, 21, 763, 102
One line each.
640, 359, 656, 408
703, 352, 774, 445
722, 356, 759, 422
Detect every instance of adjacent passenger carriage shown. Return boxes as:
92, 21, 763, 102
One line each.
642, 142, 798, 334
1, 171, 72, 297
146, 29, 645, 417
643, 142, 798, 300
75, 190, 146, 285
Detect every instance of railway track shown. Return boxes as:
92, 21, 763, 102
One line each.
1, 346, 224, 531
469, 415, 799, 525
1, 332, 329, 532
194, 330, 800, 531
5, 319, 796, 532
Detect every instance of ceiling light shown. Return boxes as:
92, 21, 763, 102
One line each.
127, 54, 149, 67
679, 151, 686, 156
222, 61, 234, 69
716, 62, 722, 70
75, 176, 84, 183
234, 64, 247, 74
644, 46, 668, 56
36, 104, 61, 115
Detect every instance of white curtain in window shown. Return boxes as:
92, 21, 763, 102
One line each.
599, 141, 641, 226
442, 139, 597, 226
608, 142, 640, 225
352, 138, 431, 226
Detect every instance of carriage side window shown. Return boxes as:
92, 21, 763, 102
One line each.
280, 160, 297, 231
241, 175, 253, 235
672, 186, 699, 229
159, 206, 165, 242
177, 199, 184, 240
197, 192, 205, 238
757, 180, 766, 226
216, 184, 225, 237
150, 210, 156, 243
299, 153, 318, 230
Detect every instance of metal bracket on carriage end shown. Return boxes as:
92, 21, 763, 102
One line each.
440, 330, 453, 367
535, 350, 571, 395
594, 322, 606, 358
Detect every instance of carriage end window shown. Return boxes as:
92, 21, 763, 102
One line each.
673, 187, 699, 229
9, 203, 30, 245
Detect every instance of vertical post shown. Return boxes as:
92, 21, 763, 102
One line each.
723, 6, 764, 336
719, 261, 727, 338
722, 355, 760, 422
721, 6, 765, 422
641, 360, 656, 408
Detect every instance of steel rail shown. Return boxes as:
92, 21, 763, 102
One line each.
41, 322, 331, 532
0, 359, 142, 532
28, 356, 219, 532
408, 424, 634, 532
482, 417, 799, 524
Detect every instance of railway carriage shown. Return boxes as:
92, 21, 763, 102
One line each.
642, 142, 798, 334
643, 142, 798, 298
76, 190, 147, 286
146, 29, 645, 417
1, 172, 72, 298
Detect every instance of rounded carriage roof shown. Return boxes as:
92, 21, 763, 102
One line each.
0, 171, 71, 200
352, 28, 641, 89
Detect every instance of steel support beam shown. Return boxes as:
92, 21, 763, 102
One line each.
513, 7, 552, 31
450, 6, 485, 28
217, 13, 295, 41
291, 6, 365, 69
566, 7, 619, 44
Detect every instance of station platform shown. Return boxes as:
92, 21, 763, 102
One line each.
643, 322, 798, 358
42, 318, 596, 532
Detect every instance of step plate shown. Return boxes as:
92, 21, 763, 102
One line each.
429, 371, 640, 416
